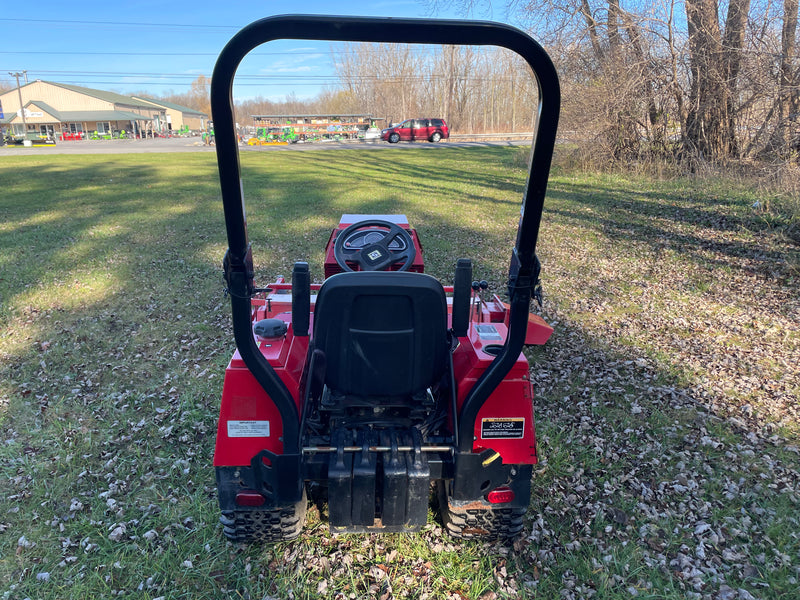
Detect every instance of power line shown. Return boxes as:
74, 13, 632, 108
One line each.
5, 69, 517, 83
0, 17, 237, 29
18, 80, 338, 87
0, 50, 327, 57
26, 71, 334, 79
0, 48, 438, 56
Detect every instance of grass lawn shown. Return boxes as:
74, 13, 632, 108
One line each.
1, 147, 798, 599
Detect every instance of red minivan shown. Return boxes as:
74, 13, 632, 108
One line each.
381, 118, 449, 143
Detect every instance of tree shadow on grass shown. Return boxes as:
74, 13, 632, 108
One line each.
2, 148, 796, 599
544, 177, 798, 282
0, 147, 534, 599
515, 315, 800, 599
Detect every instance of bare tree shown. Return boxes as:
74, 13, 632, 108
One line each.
187, 75, 212, 118
335, 43, 425, 121
0, 77, 14, 95
434, 44, 478, 130
427, 0, 799, 161
196, 0, 798, 161
683, 0, 751, 159
772, 0, 800, 152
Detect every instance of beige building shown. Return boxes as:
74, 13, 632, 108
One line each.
132, 96, 207, 132
1, 80, 206, 139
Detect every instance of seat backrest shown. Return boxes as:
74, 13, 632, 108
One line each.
312, 271, 449, 399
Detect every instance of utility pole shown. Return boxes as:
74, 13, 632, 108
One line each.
8, 71, 28, 136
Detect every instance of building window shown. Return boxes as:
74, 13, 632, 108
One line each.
69, 123, 84, 133
97, 122, 111, 134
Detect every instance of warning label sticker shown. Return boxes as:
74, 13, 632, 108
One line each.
481, 418, 525, 439
227, 420, 270, 438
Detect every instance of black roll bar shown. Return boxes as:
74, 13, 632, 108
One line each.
211, 14, 560, 457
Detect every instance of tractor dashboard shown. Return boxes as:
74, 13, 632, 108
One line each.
323, 214, 425, 276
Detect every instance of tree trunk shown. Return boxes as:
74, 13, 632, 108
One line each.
770, 0, 799, 152
607, 0, 622, 67
622, 15, 661, 144
579, 0, 604, 61
720, 0, 751, 156
684, 0, 728, 159
684, 0, 750, 160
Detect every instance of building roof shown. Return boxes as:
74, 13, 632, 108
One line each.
29, 100, 62, 117
1, 100, 154, 124
132, 96, 207, 116
41, 81, 157, 109
59, 110, 154, 122
0, 100, 56, 124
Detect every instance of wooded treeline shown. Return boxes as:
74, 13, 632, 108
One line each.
424, 0, 799, 162
519, 0, 800, 162
310, 0, 798, 163
330, 43, 540, 135
203, 44, 542, 138
161, 0, 799, 163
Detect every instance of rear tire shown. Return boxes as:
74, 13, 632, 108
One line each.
437, 481, 526, 540
220, 489, 307, 543
430, 132, 442, 142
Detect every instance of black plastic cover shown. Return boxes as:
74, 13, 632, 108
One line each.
253, 318, 288, 338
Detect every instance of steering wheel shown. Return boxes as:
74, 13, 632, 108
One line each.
333, 219, 417, 272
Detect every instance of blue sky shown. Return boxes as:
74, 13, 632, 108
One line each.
1, 1, 485, 102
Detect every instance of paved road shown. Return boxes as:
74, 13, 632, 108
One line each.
0, 136, 527, 156
0, 137, 215, 156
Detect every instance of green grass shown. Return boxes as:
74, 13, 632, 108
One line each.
1, 148, 798, 599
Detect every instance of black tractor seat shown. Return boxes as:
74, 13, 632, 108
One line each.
311, 271, 450, 404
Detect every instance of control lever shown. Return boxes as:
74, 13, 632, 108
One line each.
471, 280, 489, 322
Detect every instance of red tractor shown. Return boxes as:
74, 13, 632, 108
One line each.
210, 15, 560, 542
